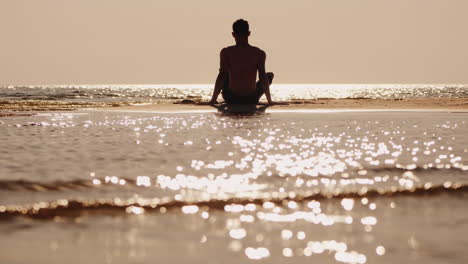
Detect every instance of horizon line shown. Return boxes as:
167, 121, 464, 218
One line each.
1, 83, 467, 87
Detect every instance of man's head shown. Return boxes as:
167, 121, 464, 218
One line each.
232, 19, 250, 39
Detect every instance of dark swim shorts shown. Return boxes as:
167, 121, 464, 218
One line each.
222, 83, 264, 104
221, 73, 273, 105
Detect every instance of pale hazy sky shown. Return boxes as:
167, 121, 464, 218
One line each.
1, 0, 467, 85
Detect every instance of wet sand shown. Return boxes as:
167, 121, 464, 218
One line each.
110, 98, 468, 113
0, 98, 467, 115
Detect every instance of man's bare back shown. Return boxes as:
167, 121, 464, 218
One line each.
209, 19, 274, 105
220, 45, 265, 96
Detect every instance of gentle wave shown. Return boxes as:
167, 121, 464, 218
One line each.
1, 182, 467, 220
0, 178, 137, 192
1, 167, 466, 193
0, 99, 134, 111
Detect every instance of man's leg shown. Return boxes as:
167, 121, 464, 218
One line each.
221, 75, 234, 103
254, 72, 274, 103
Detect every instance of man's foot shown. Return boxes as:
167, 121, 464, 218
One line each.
208, 99, 218, 105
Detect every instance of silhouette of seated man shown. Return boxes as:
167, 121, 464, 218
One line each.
209, 19, 275, 105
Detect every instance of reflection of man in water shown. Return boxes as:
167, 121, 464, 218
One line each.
209, 19, 275, 105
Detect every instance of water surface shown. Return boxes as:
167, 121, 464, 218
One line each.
1, 110, 467, 263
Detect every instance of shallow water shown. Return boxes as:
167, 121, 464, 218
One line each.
1, 110, 467, 263
1, 84, 467, 103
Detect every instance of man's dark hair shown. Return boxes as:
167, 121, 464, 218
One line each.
233, 19, 249, 36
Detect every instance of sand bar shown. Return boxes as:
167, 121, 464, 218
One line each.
103, 98, 468, 113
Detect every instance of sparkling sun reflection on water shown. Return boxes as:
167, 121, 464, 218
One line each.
0, 111, 467, 263
1, 84, 467, 103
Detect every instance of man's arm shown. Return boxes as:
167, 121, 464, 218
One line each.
258, 51, 273, 105
209, 49, 228, 104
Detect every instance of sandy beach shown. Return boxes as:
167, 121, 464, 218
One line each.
1, 97, 467, 115
115, 98, 468, 112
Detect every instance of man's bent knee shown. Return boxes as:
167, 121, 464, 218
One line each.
267, 72, 274, 84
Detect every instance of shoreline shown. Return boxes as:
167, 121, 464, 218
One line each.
0, 98, 467, 115
105, 98, 468, 113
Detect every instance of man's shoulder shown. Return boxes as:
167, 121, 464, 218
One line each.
250, 46, 266, 56
220, 46, 235, 56
221, 45, 236, 51
250, 45, 263, 51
